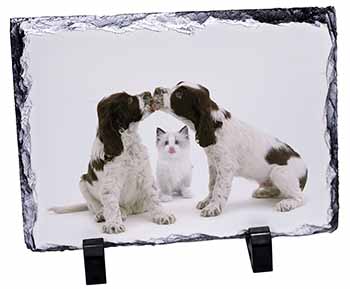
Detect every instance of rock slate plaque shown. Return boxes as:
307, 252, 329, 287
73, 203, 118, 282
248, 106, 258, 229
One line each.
10, 6, 338, 251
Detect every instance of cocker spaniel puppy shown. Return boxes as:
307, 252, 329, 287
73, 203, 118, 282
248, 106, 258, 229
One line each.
51, 91, 175, 233
153, 82, 308, 217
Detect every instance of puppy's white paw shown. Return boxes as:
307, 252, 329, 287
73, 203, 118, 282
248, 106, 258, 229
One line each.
120, 208, 128, 221
181, 187, 193, 199
160, 194, 173, 202
196, 198, 210, 210
102, 222, 126, 234
95, 211, 105, 223
200, 202, 222, 217
275, 199, 301, 212
153, 211, 176, 225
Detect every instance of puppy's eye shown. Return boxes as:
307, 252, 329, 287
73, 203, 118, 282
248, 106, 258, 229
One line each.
175, 91, 182, 99
175, 140, 179, 145
164, 141, 169, 145
128, 97, 133, 105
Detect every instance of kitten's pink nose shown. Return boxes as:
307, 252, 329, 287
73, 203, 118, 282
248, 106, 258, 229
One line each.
168, 146, 176, 154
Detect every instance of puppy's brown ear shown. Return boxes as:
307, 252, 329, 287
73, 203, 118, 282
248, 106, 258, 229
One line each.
97, 98, 124, 158
196, 112, 216, 147
194, 85, 216, 147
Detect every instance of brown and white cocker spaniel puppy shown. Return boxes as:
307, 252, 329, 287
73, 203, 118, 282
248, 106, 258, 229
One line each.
153, 82, 308, 217
51, 91, 175, 233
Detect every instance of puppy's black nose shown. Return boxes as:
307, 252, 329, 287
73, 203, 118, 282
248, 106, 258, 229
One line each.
154, 87, 162, 95
143, 91, 151, 98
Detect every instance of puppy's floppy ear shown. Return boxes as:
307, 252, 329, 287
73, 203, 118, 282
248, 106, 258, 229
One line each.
97, 97, 125, 158
195, 85, 217, 147
196, 112, 216, 147
178, 126, 189, 138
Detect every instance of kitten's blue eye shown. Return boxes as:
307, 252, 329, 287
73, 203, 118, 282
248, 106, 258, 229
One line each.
165, 141, 169, 145
175, 140, 179, 145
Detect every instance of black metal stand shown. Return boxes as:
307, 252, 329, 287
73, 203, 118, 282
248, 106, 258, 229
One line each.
83, 238, 107, 285
81, 228, 271, 285
245, 226, 273, 273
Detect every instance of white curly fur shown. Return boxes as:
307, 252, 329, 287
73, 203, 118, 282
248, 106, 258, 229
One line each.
158, 83, 308, 217
81, 125, 175, 233
50, 97, 175, 233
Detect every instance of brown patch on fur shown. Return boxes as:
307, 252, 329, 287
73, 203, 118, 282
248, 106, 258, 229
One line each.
97, 92, 143, 158
170, 84, 223, 147
91, 158, 105, 171
299, 170, 308, 190
81, 163, 98, 185
265, 143, 300, 165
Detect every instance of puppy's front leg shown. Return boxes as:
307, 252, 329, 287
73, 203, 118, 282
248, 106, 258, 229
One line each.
100, 166, 126, 233
200, 159, 236, 217
100, 186, 125, 233
144, 180, 176, 225
196, 163, 216, 209
138, 152, 175, 224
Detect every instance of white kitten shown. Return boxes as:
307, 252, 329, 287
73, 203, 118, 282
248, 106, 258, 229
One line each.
156, 126, 193, 202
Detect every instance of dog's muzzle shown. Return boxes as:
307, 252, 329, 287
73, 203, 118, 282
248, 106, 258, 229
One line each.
141, 91, 153, 111
152, 87, 167, 111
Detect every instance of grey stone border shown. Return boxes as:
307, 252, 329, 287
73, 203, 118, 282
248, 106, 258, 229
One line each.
10, 6, 338, 251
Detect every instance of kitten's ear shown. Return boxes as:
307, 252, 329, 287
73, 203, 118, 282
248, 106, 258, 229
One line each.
156, 127, 166, 144
179, 126, 189, 138
156, 127, 166, 137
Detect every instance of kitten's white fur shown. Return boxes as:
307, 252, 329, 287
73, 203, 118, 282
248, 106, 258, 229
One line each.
156, 127, 193, 202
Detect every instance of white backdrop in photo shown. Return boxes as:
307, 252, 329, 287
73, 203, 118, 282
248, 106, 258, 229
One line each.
25, 20, 331, 248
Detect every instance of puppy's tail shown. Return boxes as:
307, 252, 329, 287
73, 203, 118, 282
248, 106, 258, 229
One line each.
48, 203, 88, 214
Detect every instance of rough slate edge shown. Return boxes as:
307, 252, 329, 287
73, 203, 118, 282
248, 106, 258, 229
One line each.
9, 6, 338, 252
